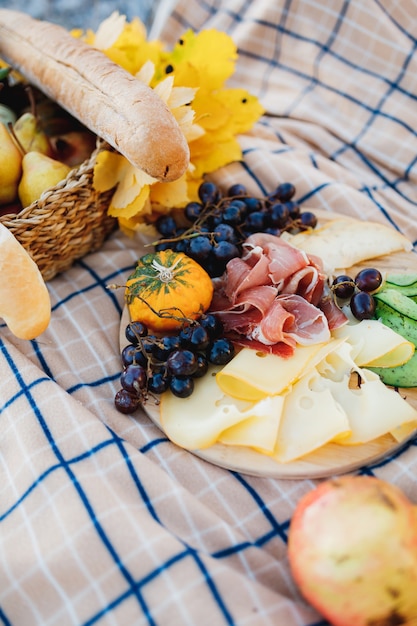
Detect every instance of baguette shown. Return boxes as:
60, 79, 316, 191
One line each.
0, 9, 189, 182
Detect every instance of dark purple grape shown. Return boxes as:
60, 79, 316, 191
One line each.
350, 291, 376, 320
227, 183, 247, 197
175, 238, 190, 254
152, 335, 182, 361
267, 203, 290, 228
243, 197, 262, 213
125, 321, 148, 345
114, 389, 141, 414
244, 211, 266, 232
141, 335, 158, 355
286, 201, 300, 219
213, 223, 238, 243
222, 204, 244, 226
169, 376, 194, 398
167, 349, 198, 376
207, 338, 235, 364
331, 275, 355, 300
192, 354, 209, 378
212, 241, 240, 265
298, 211, 317, 229
147, 371, 170, 394
121, 344, 147, 367
184, 201, 204, 222
269, 182, 296, 202
187, 235, 212, 261
179, 324, 210, 351
199, 181, 220, 205
199, 313, 224, 339
120, 363, 147, 394
355, 268, 383, 293
155, 215, 177, 237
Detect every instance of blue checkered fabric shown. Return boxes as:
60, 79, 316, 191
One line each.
1, 1, 417, 624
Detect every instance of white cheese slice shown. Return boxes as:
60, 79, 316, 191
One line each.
217, 394, 285, 453
317, 368, 417, 445
160, 367, 284, 450
271, 371, 351, 463
332, 319, 414, 367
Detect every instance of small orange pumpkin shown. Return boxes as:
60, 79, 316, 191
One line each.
125, 249, 214, 331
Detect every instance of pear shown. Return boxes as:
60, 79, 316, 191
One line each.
13, 111, 55, 157
0, 122, 23, 205
18, 151, 71, 207
0, 103, 16, 126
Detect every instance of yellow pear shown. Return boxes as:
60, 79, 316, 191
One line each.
18, 151, 71, 207
14, 111, 55, 157
0, 122, 23, 205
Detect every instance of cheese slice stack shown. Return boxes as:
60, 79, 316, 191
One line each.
160, 319, 417, 463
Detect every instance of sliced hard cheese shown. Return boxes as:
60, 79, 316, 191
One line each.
317, 368, 417, 445
271, 371, 351, 463
332, 319, 414, 368
216, 340, 345, 401
160, 367, 284, 450
286, 217, 412, 274
217, 394, 285, 453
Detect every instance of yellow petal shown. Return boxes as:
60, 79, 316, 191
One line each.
214, 88, 265, 134
168, 29, 238, 90
108, 184, 151, 219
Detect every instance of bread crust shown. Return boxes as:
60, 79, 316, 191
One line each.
0, 9, 190, 181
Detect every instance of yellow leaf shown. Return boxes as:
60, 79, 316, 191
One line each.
149, 174, 189, 209
93, 151, 125, 192
108, 184, 151, 219
190, 136, 243, 177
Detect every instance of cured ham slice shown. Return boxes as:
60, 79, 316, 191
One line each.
210, 231, 347, 355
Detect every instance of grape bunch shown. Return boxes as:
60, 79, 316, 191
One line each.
114, 314, 235, 414
331, 267, 383, 320
154, 180, 317, 278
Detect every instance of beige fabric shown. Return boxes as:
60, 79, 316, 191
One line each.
1, 1, 417, 624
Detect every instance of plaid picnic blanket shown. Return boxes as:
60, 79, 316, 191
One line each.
1, 0, 417, 624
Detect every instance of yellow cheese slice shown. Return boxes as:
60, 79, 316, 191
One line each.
286, 217, 412, 274
317, 368, 417, 445
270, 371, 351, 463
215, 340, 345, 401
160, 366, 284, 450
332, 319, 414, 367
217, 394, 285, 453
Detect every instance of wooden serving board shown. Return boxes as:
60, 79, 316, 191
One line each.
119, 226, 417, 479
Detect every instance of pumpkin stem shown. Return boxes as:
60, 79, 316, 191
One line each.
151, 256, 183, 283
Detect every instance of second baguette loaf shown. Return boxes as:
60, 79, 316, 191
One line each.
0, 9, 189, 182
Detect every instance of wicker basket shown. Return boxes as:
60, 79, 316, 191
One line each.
0, 138, 117, 281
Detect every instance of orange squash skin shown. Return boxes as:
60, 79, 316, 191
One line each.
125, 249, 214, 331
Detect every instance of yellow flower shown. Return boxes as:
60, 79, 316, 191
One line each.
85, 15, 264, 233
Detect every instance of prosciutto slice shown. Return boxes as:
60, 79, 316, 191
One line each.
210, 232, 347, 355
